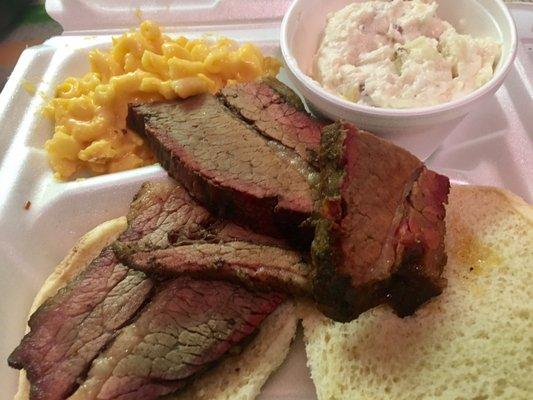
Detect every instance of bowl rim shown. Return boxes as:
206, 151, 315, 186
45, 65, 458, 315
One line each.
280, 0, 518, 118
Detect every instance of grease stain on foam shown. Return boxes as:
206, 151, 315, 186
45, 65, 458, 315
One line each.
21, 78, 50, 104
134, 7, 143, 22
21, 79, 37, 95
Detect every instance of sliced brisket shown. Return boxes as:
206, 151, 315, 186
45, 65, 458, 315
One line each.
218, 78, 324, 165
119, 180, 290, 250
312, 122, 449, 321
118, 180, 215, 250
388, 167, 449, 316
9, 180, 298, 400
8, 249, 153, 400
114, 181, 312, 295
127, 81, 320, 244
6, 182, 216, 400
116, 241, 311, 295
7, 182, 213, 399
69, 278, 285, 400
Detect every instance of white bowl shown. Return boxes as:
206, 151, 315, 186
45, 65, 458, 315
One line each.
280, 0, 518, 159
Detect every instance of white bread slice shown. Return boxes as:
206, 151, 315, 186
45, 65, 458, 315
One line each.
301, 185, 533, 400
14, 218, 298, 400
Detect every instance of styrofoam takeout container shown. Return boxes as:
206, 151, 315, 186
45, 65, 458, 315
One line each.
281, 0, 518, 159
0, 1, 531, 399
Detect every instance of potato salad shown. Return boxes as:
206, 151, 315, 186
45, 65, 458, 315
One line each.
314, 0, 501, 109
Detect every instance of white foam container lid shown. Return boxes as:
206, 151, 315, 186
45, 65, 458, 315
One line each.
0, 1, 531, 399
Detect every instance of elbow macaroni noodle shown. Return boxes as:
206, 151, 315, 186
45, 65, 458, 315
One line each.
44, 21, 281, 179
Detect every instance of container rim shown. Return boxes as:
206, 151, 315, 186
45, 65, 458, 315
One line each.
280, 0, 519, 118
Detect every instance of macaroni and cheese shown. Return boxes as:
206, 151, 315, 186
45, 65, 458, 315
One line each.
44, 21, 280, 179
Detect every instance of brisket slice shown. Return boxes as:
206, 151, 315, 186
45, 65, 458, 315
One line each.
7, 183, 211, 399
8, 249, 153, 400
114, 181, 312, 295
388, 167, 449, 316
116, 241, 311, 295
70, 278, 285, 400
9, 180, 298, 400
217, 78, 324, 165
118, 179, 214, 250
6, 181, 218, 400
119, 180, 290, 250
126, 87, 317, 245
312, 122, 449, 321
